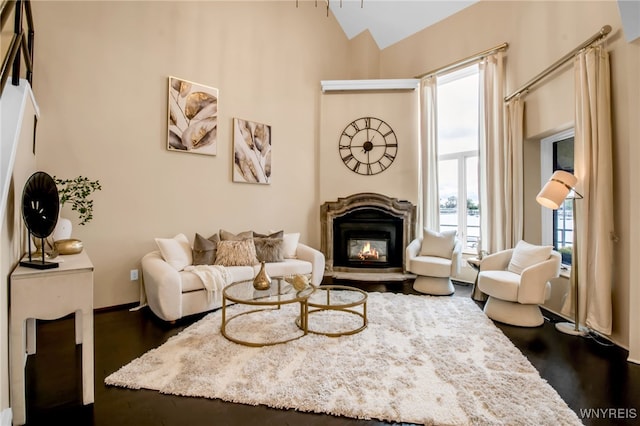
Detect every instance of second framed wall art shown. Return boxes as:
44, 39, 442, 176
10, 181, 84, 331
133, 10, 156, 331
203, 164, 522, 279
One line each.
167, 76, 219, 156
233, 118, 272, 184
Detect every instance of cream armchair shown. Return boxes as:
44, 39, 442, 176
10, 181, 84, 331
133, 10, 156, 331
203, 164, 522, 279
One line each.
406, 229, 462, 296
477, 240, 561, 327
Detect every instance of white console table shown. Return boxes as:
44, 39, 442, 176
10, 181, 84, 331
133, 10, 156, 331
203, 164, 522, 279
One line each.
9, 251, 94, 425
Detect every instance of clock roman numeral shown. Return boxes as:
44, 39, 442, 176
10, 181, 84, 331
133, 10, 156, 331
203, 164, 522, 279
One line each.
352, 161, 362, 173
341, 153, 354, 163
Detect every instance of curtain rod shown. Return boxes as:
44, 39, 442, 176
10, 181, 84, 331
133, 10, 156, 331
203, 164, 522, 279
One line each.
413, 42, 508, 80
504, 25, 612, 102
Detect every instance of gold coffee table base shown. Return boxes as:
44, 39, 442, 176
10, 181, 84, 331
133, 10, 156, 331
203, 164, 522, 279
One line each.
221, 278, 314, 347
222, 304, 309, 347
298, 285, 368, 337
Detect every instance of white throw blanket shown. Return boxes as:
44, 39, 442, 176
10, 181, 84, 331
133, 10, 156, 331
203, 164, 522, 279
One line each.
184, 265, 232, 302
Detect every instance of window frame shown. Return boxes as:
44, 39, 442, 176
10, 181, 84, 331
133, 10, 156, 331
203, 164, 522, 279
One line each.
540, 128, 574, 265
438, 149, 479, 251
435, 64, 480, 252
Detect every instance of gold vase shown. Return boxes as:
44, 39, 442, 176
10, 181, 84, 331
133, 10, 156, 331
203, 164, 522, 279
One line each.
253, 261, 271, 290
31, 236, 58, 258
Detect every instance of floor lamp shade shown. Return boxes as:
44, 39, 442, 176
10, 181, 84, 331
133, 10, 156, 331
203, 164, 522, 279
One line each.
536, 170, 578, 209
536, 170, 587, 336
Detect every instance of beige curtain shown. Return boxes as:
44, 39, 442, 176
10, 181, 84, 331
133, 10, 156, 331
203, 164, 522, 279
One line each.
419, 76, 439, 231
479, 51, 520, 254
504, 97, 524, 246
569, 44, 615, 335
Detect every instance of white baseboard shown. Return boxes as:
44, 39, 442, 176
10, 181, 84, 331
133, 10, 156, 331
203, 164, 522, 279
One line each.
1, 408, 12, 426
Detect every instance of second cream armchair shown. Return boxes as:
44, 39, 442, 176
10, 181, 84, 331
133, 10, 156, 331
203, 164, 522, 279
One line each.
406, 229, 462, 296
477, 240, 561, 327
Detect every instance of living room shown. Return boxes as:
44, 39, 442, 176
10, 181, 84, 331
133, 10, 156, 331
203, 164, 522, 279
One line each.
1, 0, 639, 424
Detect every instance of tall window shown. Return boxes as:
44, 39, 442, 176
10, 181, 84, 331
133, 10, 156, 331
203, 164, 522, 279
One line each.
541, 129, 574, 265
437, 64, 480, 250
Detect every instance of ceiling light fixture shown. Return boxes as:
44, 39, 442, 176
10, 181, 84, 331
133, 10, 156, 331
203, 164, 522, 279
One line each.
296, 0, 364, 17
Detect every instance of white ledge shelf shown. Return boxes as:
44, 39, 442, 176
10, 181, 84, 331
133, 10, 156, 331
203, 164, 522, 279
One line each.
321, 79, 419, 93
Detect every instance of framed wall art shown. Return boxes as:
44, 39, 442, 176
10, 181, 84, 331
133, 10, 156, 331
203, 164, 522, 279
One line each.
233, 118, 272, 184
167, 76, 218, 155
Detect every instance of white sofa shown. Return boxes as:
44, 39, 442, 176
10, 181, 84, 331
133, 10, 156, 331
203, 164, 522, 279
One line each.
141, 233, 325, 322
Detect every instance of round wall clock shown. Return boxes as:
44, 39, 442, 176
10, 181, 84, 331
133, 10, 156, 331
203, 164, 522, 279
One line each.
338, 116, 398, 175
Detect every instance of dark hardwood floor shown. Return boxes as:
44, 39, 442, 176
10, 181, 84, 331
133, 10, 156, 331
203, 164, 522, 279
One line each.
22, 279, 640, 425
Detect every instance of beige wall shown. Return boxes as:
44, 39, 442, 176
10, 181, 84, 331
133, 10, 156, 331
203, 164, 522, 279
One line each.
11, 0, 639, 358
33, 1, 356, 309
381, 1, 638, 350
345, 30, 381, 79
629, 32, 640, 363
2, 0, 637, 418
319, 90, 420, 210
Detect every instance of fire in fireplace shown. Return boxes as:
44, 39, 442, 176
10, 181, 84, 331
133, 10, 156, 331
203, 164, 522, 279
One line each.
349, 239, 388, 262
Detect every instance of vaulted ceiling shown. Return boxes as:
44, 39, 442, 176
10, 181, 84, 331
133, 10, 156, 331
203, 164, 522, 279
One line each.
329, 0, 640, 48
329, 0, 479, 49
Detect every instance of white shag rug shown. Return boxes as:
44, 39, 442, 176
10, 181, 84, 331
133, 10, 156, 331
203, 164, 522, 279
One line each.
105, 292, 581, 425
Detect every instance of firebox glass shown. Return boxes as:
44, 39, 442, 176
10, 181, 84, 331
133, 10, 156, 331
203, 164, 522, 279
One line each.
347, 239, 388, 262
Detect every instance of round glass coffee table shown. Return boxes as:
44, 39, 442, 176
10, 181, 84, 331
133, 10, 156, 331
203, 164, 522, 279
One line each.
221, 278, 315, 347
300, 285, 368, 337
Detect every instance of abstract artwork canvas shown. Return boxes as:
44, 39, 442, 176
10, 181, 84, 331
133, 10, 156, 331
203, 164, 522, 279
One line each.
233, 118, 272, 184
167, 76, 218, 155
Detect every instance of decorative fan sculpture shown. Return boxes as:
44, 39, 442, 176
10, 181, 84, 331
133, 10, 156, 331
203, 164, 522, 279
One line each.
20, 171, 60, 269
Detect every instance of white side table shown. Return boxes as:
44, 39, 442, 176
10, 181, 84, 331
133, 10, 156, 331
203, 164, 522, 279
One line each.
9, 251, 94, 425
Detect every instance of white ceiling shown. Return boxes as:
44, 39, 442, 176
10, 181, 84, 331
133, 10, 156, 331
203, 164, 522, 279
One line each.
329, 0, 479, 49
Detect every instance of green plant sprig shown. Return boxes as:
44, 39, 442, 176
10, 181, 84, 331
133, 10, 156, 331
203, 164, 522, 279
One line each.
54, 176, 102, 226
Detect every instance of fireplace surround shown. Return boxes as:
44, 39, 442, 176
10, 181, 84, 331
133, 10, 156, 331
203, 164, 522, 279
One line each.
321, 193, 416, 273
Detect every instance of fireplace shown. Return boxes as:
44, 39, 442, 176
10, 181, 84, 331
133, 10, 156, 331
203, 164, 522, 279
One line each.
333, 208, 402, 270
321, 193, 416, 273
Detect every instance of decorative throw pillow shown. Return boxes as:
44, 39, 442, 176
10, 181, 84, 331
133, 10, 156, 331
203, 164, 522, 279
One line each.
155, 233, 192, 271
419, 229, 456, 259
253, 230, 284, 239
254, 238, 285, 262
192, 233, 220, 265
282, 232, 300, 259
214, 240, 259, 267
507, 240, 553, 275
219, 229, 253, 241
253, 230, 285, 262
